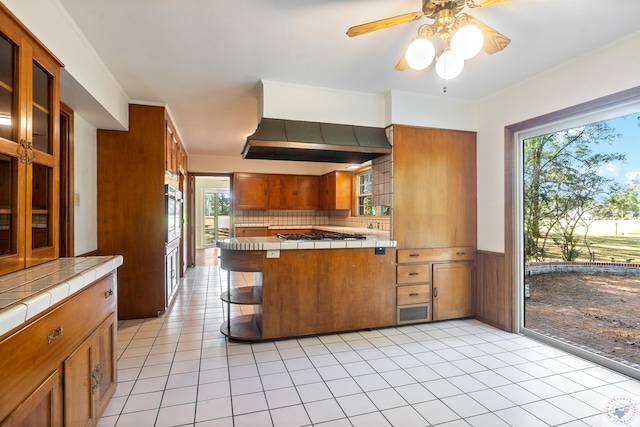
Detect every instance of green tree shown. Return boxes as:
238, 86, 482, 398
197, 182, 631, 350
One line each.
523, 122, 625, 261
607, 184, 639, 219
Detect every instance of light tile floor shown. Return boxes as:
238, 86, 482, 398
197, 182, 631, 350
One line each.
98, 264, 640, 427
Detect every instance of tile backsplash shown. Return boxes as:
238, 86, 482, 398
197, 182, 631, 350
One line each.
234, 209, 390, 232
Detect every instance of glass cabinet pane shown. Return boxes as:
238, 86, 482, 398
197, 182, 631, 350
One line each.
0, 35, 16, 142
0, 154, 17, 256
31, 62, 51, 154
31, 162, 52, 249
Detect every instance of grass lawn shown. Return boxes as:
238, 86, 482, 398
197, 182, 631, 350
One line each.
535, 219, 640, 262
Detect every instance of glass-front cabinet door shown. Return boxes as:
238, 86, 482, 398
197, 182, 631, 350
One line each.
0, 6, 61, 275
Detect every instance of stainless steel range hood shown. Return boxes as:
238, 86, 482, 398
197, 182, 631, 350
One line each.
242, 118, 392, 164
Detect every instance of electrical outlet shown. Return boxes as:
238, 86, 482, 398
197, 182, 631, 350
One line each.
266, 250, 280, 258
375, 247, 385, 255
74, 193, 80, 206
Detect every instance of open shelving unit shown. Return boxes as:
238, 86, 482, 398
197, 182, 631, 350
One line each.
219, 249, 264, 341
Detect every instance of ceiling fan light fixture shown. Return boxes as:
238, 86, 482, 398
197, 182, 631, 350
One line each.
436, 49, 464, 79
450, 24, 484, 60
405, 37, 436, 70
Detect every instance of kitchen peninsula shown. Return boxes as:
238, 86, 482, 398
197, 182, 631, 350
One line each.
217, 232, 397, 341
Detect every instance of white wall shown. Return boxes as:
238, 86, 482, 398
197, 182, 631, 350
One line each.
475, 32, 640, 253
4, 0, 129, 130
73, 114, 98, 255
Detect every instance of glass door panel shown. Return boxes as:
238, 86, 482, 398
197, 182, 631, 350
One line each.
31, 162, 52, 249
0, 154, 17, 257
203, 192, 230, 245
0, 34, 16, 142
31, 62, 52, 154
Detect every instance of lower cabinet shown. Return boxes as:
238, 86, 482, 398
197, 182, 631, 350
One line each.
0, 274, 118, 426
235, 227, 268, 237
0, 370, 62, 427
396, 248, 475, 324
64, 313, 117, 427
433, 261, 474, 321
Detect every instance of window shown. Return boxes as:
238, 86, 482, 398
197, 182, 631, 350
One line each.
356, 170, 390, 216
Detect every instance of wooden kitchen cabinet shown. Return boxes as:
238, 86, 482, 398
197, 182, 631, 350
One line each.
393, 125, 477, 323
0, 273, 118, 426
233, 173, 268, 210
393, 125, 476, 248
268, 174, 320, 210
0, 4, 62, 275
166, 120, 187, 176
292, 175, 320, 210
0, 369, 62, 427
98, 104, 184, 319
320, 171, 352, 210
64, 313, 117, 427
433, 261, 474, 320
235, 227, 268, 237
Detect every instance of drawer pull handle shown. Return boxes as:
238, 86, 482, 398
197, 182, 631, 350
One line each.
91, 364, 103, 394
47, 326, 63, 344
409, 253, 420, 257
409, 293, 419, 296
409, 272, 419, 276
105, 289, 113, 298
456, 252, 465, 255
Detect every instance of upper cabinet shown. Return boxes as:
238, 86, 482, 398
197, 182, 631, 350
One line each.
0, 5, 62, 275
233, 172, 350, 211
268, 175, 320, 210
165, 120, 186, 175
320, 171, 353, 210
393, 125, 476, 249
234, 173, 268, 210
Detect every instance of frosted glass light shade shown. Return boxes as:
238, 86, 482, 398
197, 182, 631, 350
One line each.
450, 24, 484, 60
436, 49, 464, 79
405, 38, 435, 70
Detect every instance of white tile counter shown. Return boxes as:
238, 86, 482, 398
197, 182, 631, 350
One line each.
216, 236, 396, 251
0, 256, 123, 337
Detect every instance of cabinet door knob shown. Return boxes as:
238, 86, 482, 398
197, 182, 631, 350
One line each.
47, 326, 64, 344
434, 288, 438, 297
105, 289, 113, 298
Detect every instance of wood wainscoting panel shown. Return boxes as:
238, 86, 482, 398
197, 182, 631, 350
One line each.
475, 250, 513, 332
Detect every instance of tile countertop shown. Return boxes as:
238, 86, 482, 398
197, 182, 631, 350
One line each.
217, 235, 396, 251
0, 256, 123, 337
234, 224, 391, 238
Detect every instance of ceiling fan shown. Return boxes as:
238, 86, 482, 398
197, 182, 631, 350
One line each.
347, 0, 511, 79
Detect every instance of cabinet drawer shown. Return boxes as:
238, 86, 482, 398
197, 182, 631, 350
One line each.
396, 264, 431, 284
398, 247, 475, 263
397, 285, 430, 305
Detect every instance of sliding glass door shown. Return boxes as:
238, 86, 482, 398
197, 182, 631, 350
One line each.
203, 191, 230, 246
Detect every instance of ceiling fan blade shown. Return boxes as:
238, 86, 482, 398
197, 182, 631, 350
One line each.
395, 54, 411, 71
455, 13, 511, 54
346, 11, 424, 37
466, 0, 511, 8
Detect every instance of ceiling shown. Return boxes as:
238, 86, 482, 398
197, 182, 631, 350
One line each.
57, 0, 640, 158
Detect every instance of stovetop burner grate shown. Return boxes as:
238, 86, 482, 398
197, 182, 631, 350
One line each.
276, 233, 367, 241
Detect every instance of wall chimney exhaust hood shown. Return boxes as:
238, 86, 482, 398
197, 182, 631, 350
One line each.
242, 118, 392, 164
